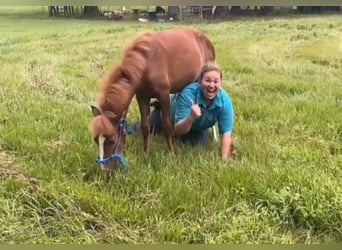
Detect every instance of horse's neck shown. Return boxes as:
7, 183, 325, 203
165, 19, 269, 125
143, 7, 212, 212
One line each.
102, 83, 135, 116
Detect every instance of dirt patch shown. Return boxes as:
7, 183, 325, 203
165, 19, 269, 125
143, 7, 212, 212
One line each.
0, 149, 39, 187
43, 139, 71, 153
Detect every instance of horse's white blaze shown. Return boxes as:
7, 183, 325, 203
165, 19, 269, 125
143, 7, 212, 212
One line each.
98, 134, 105, 168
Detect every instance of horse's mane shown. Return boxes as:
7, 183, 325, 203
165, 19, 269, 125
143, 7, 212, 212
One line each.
97, 32, 153, 115
107, 32, 152, 88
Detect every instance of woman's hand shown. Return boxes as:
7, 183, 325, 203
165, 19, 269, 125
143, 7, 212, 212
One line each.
190, 103, 202, 120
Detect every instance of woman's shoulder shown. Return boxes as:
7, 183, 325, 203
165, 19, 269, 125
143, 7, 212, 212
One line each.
218, 88, 234, 107
180, 82, 201, 95
185, 82, 200, 90
219, 88, 232, 99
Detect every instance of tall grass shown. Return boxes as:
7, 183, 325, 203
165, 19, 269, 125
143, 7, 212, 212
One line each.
0, 8, 341, 243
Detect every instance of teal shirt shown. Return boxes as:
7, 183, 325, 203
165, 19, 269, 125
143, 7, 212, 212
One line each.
171, 82, 235, 135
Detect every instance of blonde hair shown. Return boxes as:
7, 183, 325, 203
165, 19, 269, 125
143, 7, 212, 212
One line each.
198, 61, 222, 81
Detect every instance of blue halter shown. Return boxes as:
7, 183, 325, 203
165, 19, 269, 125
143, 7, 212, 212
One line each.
96, 117, 130, 170
96, 154, 128, 169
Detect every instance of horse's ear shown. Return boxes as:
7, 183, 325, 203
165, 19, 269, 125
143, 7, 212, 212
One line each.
91, 105, 102, 117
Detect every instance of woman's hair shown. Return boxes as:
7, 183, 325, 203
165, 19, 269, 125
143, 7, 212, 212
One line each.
198, 61, 222, 81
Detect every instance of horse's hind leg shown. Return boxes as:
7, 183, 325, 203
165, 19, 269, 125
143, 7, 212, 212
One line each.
136, 94, 151, 154
159, 93, 174, 153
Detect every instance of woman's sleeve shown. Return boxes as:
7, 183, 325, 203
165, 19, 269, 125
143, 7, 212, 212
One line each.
218, 95, 235, 135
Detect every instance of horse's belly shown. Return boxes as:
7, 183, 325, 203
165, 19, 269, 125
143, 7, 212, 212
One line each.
168, 64, 202, 93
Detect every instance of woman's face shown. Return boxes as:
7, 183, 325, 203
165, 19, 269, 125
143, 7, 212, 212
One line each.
201, 70, 222, 101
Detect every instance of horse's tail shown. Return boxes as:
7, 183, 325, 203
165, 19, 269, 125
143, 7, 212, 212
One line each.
117, 34, 152, 86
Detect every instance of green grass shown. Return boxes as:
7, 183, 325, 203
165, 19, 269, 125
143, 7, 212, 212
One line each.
0, 7, 342, 243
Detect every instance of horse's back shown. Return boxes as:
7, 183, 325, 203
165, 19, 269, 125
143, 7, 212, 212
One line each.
143, 28, 216, 93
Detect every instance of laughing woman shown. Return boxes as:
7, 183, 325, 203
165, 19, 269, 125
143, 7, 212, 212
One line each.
150, 62, 235, 160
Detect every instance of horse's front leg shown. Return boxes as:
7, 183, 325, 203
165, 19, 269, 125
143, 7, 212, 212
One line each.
159, 93, 174, 153
136, 94, 151, 154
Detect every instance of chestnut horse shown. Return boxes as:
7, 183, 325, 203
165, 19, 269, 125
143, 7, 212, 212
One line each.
90, 28, 215, 170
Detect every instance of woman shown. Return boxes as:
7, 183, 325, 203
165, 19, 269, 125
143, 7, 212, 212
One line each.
148, 62, 235, 159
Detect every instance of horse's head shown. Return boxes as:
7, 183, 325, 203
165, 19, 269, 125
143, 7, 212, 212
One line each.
90, 105, 129, 171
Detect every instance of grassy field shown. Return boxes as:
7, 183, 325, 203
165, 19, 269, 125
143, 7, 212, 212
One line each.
0, 7, 342, 243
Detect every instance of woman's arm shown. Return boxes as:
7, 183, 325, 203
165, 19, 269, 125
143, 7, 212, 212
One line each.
221, 133, 233, 160
174, 103, 201, 135
174, 116, 195, 135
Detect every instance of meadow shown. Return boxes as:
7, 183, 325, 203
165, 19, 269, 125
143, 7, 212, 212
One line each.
0, 7, 341, 243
